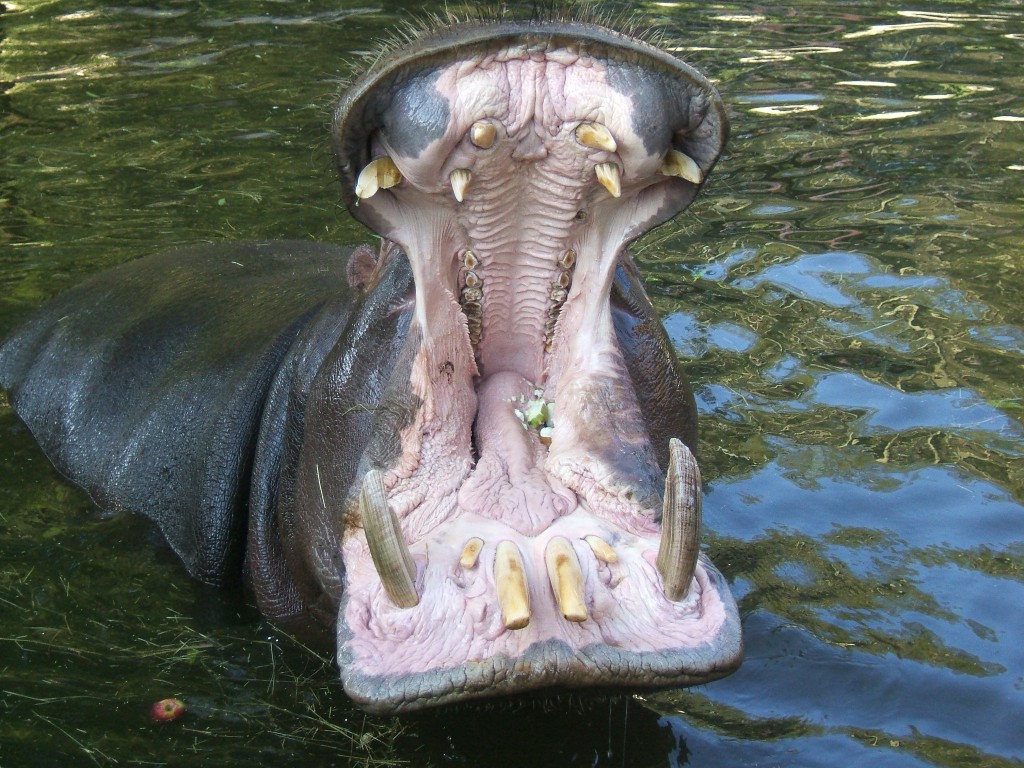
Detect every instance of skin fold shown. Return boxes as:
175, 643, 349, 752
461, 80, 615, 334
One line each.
0, 16, 742, 714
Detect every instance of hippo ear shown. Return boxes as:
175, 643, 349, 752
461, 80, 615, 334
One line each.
0, 242, 354, 586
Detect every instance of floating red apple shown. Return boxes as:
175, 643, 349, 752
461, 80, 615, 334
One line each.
150, 697, 186, 723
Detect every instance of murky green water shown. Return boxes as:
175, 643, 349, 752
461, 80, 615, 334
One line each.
1, 1, 1021, 766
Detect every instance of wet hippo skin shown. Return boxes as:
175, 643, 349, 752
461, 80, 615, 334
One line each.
0, 15, 742, 714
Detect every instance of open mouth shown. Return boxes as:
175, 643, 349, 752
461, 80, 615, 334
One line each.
317, 19, 740, 713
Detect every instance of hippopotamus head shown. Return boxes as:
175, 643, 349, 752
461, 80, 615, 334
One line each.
314, 18, 741, 712
0, 14, 741, 716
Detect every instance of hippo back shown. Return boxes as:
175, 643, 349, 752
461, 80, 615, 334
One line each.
0, 241, 353, 586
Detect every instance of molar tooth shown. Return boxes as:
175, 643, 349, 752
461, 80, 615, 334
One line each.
495, 541, 531, 630
575, 121, 618, 152
660, 149, 703, 184
470, 120, 497, 149
460, 537, 484, 569
556, 270, 571, 289
450, 168, 472, 202
595, 163, 621, 198
464, 270, 481, 288
545, 536, 588, 622
463, 249, 479, 269
461, 286, 483, 303
584, 535, 618, 564
360, 469, 418, 608
355, 156, 402, 199
656, 438, 701, 601
559, 249, 577, 270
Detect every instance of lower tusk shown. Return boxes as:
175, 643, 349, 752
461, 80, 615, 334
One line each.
450, 168, 472, 202
656, 438, 702, 601
546, 536, 588, 622
460, 537, 484, 569
355, 156, 403, 199
360, 469, 419, 608
584, 535, 618, 564
495, 541, 531, 630
595, 162, 621, 198
659, 149, 703, 184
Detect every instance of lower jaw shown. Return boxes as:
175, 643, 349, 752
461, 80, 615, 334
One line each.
337, 550, 739, 714
331, 271, 741, 712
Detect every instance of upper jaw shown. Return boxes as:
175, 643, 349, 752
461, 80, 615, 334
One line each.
332, 20, 728, 246
328, 19, 739, 713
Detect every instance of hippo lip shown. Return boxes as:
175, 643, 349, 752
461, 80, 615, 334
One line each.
329, 18, 741, 713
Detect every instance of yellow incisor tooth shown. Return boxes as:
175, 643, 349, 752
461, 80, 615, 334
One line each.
355, 156, 402, 199
575, 121, 618, 152
584, 535, 618, 564
545, 536, 588, 622
495, 541, 531, 630
470, 120, 497, 149
660, 149, 703, 184
450, 168, 472, 202
460, 537, 484, 569
595, 162, 621, 198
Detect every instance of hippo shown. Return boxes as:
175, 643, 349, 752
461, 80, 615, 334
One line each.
0, 15, 742, 714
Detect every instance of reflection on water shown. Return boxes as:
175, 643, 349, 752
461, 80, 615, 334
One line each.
1, 1, 1022, 766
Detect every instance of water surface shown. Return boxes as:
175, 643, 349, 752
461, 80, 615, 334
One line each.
1, 1, 1022, 766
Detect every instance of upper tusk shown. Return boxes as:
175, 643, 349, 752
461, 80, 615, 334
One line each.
575, 121, 617, 152
656, 438, 702, 601
494, 540, 531, 630
470, 120, 497, 149
450, 168, 472, 202
355, 156, 403, 199
360, 469, 419, 608
595, 162, 621, 198
546, 536, 588, 622
659, 149, 703, 184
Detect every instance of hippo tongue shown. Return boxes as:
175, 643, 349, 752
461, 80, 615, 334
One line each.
330, 18, 741, 713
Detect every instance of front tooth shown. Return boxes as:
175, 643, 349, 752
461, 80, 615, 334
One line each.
659, 149, 703, 184
545, 536, 588, 622
656, 438, 702, 601
460, 537, 484, 569
495, 541, 531, 630
450, 168, 472, 202
595, 163, 621, 198
470, 120, 497, 149
360, 469, 419, 608
575, 121, 618, 152
355, 156, 402, 199
584, 535, 618, 564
